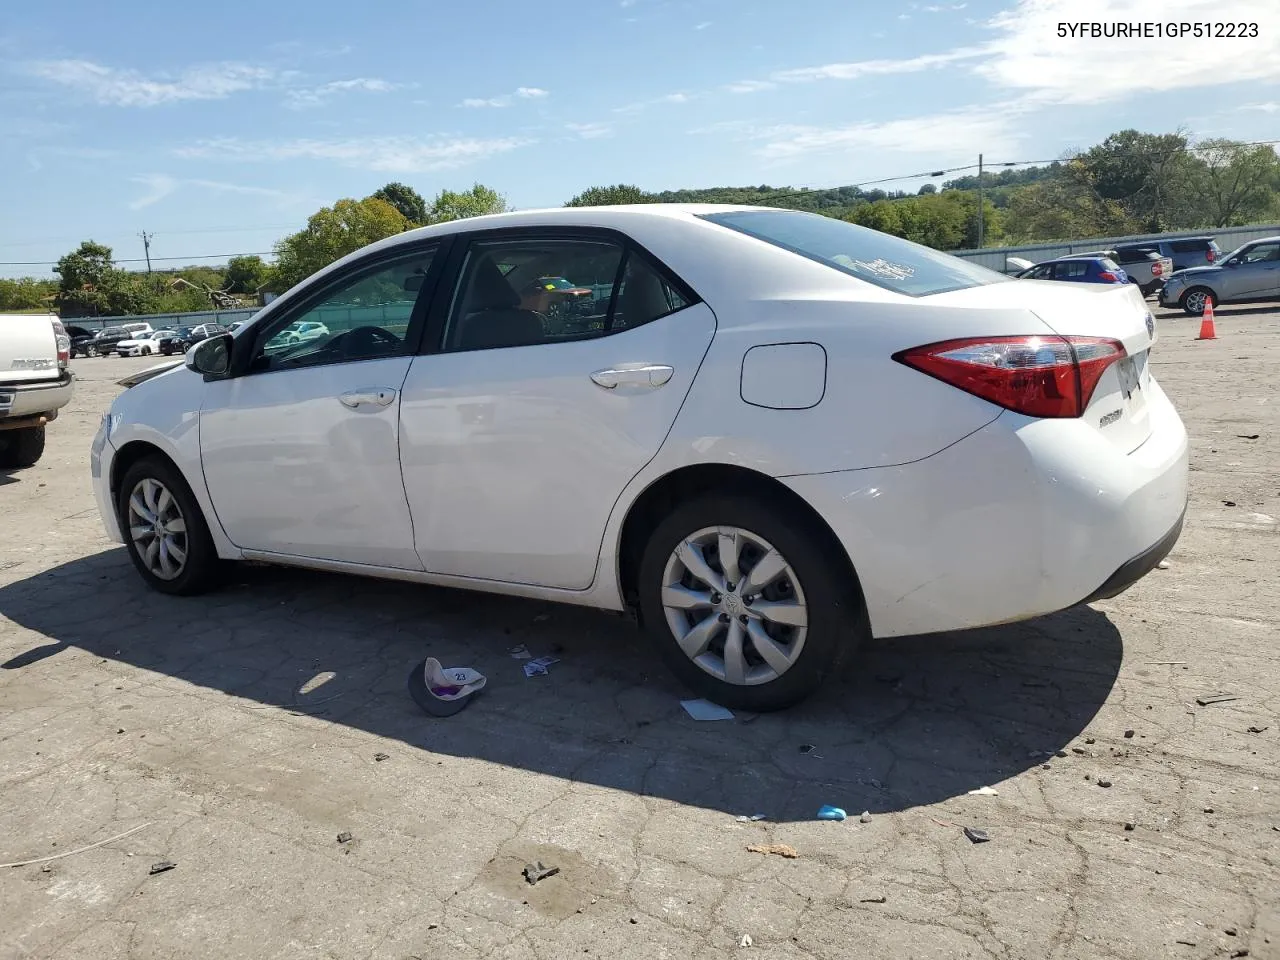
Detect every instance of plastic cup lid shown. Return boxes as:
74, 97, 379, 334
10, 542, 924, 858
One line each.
407, 657, 486, 717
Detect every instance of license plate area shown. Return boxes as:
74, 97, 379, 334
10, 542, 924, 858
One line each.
1116, 352, 1148, 404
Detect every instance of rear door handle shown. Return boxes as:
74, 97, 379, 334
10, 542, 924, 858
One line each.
590, 364, 674, 390
339, 387, 397, 409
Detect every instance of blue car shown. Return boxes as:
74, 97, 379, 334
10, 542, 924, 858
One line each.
1016, 256, 1129, 286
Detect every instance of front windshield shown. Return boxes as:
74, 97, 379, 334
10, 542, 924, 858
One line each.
700, 209, 1008, 297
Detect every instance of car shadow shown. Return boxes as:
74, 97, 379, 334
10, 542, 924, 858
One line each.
0, 549, 1122, 822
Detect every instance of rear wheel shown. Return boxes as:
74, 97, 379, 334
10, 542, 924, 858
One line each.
1181, 287, 1215, 316
637, 495, 865, 711
88, 345, 99, 358
0, 425, 46, 468
117, 456, 221, 595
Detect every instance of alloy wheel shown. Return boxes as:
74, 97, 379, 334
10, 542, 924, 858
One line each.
127, 477, 188, 581
1185, 290, 1210, 314
660, 525, 808, 686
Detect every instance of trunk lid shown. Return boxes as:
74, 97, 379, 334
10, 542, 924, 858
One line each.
0, 314, 61, 385
927, 280, 1156, 453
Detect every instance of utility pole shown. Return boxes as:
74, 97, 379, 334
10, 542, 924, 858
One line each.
138, 231, 154, 274
976, 154, 984, 249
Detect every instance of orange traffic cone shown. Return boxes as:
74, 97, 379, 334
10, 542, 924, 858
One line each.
1196, 297, 1217, 340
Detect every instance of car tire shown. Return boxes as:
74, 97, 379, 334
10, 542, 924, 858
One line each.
1181, 287, 1215, 316
88, 345, 99, 358
0, 425, 46, 469
637, 494, 866, 712
117, 455, 222, 596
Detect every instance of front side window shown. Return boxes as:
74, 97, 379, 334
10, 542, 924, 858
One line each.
1240, 241, 1280, 263
700, 209, 1008, 297
252, 248, 436, 370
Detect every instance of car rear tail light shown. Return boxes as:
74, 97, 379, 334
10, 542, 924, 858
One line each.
893, 336, 1127, 419
1152, 262, 1163, 276
1098, 271, 1120, 282
1206, 249, 1216, 262
51, 319, 70, 370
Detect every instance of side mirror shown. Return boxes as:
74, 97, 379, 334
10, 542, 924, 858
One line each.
1226, 257, 1241, 267
186, 333, 232, 379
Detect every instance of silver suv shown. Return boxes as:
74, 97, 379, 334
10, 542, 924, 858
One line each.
1117, 237, 1221, 272
1159, 236, 1280, 315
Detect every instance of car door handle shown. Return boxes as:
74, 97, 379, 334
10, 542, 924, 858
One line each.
590, 365, 674, 390
338, 388, 397, 409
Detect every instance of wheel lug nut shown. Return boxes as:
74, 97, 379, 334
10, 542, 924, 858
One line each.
710, 592, 721, 603
743, 595, 754, 605
718, 613, 730, 623
739, 615, 748, 624
726, 582, 736, 592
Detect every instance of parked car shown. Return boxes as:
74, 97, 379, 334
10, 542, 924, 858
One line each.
1117, 237, 1221, 273
1088, 248, 1172, 297
94, 206, 1187, 711
69, 331, 102, 358
79, 323, 154, 357
1015, 256, 1130, 286
117, 329, 178, 357
1159, 235, 1280, 315
0, 314, 74, 467
158, 323, 229, 356
265, 320, 329, 349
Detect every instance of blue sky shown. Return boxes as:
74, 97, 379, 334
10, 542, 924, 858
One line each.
2, 0, 1277, 277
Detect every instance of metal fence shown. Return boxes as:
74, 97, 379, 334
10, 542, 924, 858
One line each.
950, 224, 1280, 273
64, 307, 260, 335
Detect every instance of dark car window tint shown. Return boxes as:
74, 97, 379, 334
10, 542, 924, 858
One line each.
445, 239, 624, 350
700, 209, 1008, 297
1055, 261, 1090, 280
254, 248, 436, 371
612, 253, 692, 331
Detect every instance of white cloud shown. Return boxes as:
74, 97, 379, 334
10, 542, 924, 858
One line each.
695, 21, 712, 29
128, 174, 296, 210
173, 135, 530, 173
614, 91, 693, 113
976, 0, 1280, 105
922, 2, 966, 10
744, 106, 1028, 163
772, 48, 983, 84
566, 122, 613, 139
1240, 102, 1280, 113
460, 86, 549, 108
25, 59, 275, 106
285, 77, 398, 109
128, 175, 179, 209
725, 80, 778, 94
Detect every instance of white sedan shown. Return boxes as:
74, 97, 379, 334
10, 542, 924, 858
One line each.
92, 206, 1188, 710
116, 330, 177, 357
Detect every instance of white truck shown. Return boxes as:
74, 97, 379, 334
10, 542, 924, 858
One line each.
0, 314, 74, 468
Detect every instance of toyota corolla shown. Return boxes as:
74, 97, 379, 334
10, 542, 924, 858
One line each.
92, 206, 1188, 711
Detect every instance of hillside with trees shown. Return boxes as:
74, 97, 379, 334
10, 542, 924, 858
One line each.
6, 128, 1276, 318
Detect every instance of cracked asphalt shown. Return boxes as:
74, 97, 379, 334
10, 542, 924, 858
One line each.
2, 304, 1277, 960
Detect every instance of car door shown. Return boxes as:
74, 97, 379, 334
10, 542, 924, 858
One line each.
398, 229, 715, 590
199, 242, 445, 568
1226, 241, 1280, 298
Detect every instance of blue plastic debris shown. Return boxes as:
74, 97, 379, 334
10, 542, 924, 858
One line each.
817, 805, 847, 821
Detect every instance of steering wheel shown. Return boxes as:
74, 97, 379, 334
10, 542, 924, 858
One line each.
341, 325, 401, 358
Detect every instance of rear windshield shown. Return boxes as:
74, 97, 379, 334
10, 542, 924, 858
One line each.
699, 209, 1008, 297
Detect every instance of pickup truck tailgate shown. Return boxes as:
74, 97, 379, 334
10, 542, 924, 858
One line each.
0, 314, 61, 384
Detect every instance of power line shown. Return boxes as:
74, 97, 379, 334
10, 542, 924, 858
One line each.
0, 251, 275, 267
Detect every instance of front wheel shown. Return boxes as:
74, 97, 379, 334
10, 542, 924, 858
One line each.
637, 495, 865, 711
88, 345, 99, 358
1181, 287, 1215, 316
117, 456, 222, 595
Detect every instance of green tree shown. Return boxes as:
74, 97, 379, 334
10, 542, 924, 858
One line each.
1069, 130, 1188, 231
1002, 177, 1135, 243
1171, 139, 1280, 227
565, 184, 656, 206
846, 199, 904, 237
371, 182, 428, 226
272, 197, 411, 291
917, 183, 938, 195
0, 277, 57, 311
223, 255, 270, 294
425, 183, 508, 224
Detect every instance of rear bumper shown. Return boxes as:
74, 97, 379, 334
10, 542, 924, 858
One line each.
1081, 507, 1183, 603
783, 376, 1189, 638
0, 373, 74, 420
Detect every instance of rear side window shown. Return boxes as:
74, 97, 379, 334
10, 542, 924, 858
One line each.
1170, 239, 1211, 253
1055, 261, 1090, 280
700, 209, 1008, 297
